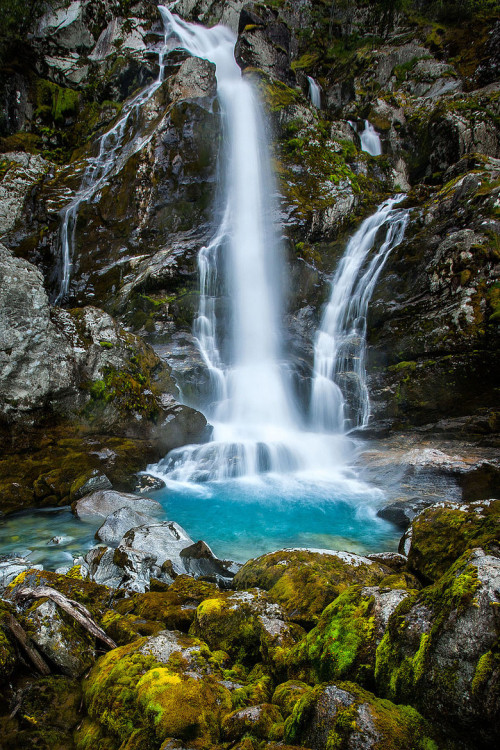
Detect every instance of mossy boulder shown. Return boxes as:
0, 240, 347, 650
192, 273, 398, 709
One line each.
271, 680, 311, 717
221, 703, 284, 742
287, 583, 414, 689
6, 568, 115, 621
114, 575, 220, 634
80, 630, 232, 749
0, 600, 16, 682
375, 547, 500, 746
233, 550, 393, 627
401, 499, 500, 582
190, 589, 304, 667
284, 680, 434, 750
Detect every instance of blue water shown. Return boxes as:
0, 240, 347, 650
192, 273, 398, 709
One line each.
150, 474, 400, 562
0, 475, 400, 570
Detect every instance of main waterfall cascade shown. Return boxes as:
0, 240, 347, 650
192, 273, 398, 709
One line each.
55, 18, 171, 302
151, 8, 409, 497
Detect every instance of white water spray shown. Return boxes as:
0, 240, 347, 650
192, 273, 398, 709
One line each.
360, 120, 382, 156
55, 22, 171, 302
310, 196, 409, 433
307, 75, 322, 108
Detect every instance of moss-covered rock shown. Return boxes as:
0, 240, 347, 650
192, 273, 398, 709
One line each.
114, 575, 220, 634
80, 630, 232, 749
221, 703, 284, 742
284, 680, 434, 750
190, 588, 303, 668
271, 679, 311, 718
401, 499, 500, 582
287, 583, 414, 689
375, 547, 500, 746
233, 550, 393, 627
0, 600, 16, 682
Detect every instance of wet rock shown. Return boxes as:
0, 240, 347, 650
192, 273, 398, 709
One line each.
168, 56, 217, 102
377, 497, 433, 529
375, 547, 500, 746
288, 583, 414, 687
235, 3, 294, 85
95, 506, 153, 546
233, 549, 393, 626
284, 682, 432, 750
73, 489, 162, 520
399, 498, 500, 582
69, 469, 112, 501
133, 472, 166, 493
190, 588, 304, 666
365, 551, 408, 572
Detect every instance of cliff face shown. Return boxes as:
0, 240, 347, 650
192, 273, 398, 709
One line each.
0, 0, 499, 512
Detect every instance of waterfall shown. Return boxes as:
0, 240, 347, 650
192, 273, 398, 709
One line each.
307, 76, 322, 108
54, 20, 170, 303
310, 196, 409, 433
151, 8, 408, 491
360, 120, 382, 156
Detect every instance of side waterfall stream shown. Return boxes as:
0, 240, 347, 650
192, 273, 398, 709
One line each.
0, 7, 410, 567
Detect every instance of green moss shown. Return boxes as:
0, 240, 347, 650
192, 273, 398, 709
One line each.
406, 499, 500, 582
233, 550, 391, 627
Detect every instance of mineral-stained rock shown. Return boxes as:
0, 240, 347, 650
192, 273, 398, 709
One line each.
233, 549, 393, 626
375, 547, 500, 746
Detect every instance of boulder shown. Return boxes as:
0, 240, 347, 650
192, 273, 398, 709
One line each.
120, 521, 194, 572
221, 703, 284, 742
84, 545, 159, 593
284, 682, 433, 750
190, 588, 304, 666
399, 498, 500, 581
73, 490, 162, 521
233, 549, 393, 626
69, 470, 112, 502
80, 629, 233, 748
95, 507, 154, 546
375, 547, 500, 746
23, 597, 97, 677
288, 583, 414, 687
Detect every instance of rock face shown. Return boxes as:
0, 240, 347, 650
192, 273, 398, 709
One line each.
0, 241, 206, 512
